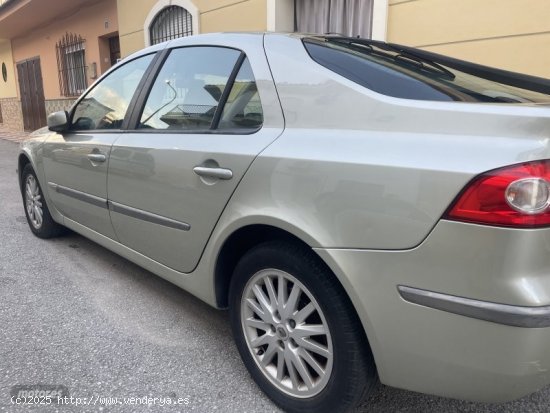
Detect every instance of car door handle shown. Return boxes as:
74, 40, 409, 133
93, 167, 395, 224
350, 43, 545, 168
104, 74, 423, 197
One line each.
193, 166, 233, 180
87, 153, 106, 163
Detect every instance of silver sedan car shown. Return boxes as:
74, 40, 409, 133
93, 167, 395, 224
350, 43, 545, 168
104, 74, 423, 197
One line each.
18, 33, 550, 412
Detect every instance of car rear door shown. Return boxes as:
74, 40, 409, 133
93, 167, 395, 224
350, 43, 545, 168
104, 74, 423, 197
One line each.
107, 37, 284, 273
42, 54, 155, 238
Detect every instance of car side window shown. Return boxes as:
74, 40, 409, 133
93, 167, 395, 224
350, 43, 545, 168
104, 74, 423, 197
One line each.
139, 47, 241, 131
70, 54, 154, 131
218, 58, 263, 131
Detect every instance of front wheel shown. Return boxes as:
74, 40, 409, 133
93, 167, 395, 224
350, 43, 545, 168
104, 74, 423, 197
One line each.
21, 163, 65, 239
229, 241, 377, 413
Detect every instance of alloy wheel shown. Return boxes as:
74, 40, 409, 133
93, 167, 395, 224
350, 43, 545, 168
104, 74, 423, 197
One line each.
241, 269, 333, 398
25, 175, 43, 229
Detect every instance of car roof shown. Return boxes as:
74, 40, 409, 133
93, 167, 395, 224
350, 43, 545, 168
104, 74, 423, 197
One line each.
125, 32, 319, 60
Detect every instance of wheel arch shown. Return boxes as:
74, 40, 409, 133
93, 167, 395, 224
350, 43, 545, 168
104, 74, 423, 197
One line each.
214, 224, 305, 309
17, 152, 33, 189
214, 223, 376, 350
17, 145, 65, 226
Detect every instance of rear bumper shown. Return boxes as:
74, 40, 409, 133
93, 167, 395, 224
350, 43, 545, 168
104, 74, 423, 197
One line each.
315, 220, 550, 402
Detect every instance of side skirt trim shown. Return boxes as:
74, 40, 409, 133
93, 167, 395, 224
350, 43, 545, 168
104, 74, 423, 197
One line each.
47, 182, 107, 209
107, 200, 191, 231
47, 182, 191, 231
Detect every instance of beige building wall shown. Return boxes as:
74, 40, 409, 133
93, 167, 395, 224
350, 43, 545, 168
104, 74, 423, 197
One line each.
0, 39, 17, 98
11, 0, 118, 100
118, 0, 267, 57
387, 0, 550, 78
0, 39, 22, 130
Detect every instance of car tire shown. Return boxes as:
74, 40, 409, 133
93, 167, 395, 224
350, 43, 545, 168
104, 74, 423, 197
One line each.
21, 163, 65, 239
229, 241, 377, 413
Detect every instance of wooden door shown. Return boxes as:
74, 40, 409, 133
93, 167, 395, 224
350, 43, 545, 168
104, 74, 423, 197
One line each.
17, 57, 47, 131
109, 36, 121, 66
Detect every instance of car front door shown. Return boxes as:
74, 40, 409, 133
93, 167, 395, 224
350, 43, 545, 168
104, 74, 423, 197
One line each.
107, 41, 284, 272
42, 54, 155, 238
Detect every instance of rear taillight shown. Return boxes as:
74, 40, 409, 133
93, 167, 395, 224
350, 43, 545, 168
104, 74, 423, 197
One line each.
444, 160, 550, 227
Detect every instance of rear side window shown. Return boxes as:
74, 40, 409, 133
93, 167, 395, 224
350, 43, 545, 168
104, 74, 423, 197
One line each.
304, 38, 550, 103
140, 47, 240, 130
138, 47, 263, 132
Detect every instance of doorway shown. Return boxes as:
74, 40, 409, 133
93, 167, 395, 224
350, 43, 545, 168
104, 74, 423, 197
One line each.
17, 57, 47, 131
109, 36, 121, 66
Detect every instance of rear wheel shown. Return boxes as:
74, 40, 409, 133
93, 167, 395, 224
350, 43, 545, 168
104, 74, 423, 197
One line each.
229, 241, 377, 413
21, 163, 65, 239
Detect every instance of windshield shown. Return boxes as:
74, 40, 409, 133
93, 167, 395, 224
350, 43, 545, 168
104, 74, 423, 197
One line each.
304, 37, 550, 104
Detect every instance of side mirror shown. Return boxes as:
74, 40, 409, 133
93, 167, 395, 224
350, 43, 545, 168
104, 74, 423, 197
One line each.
47, 111, 69, 133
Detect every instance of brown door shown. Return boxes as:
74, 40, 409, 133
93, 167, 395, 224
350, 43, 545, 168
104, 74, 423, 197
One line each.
17, 57, 47, 131
109, 36, 121, 66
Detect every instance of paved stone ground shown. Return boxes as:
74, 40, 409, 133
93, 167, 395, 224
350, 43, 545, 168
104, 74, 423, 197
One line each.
0, 126, 30, 143
0, 138, 549, 412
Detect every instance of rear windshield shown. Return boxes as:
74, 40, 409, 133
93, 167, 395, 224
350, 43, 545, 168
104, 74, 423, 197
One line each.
303, 37, 550, 103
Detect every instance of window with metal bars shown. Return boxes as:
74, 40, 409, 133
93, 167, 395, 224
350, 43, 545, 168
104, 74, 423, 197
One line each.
56, 33, 88, 97
150, 6, 193, 45
295, 0, 373, 38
